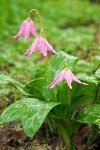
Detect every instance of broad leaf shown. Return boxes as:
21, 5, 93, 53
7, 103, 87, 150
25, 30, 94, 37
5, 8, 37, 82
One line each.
57, 81, 97, 110
77, 74, 99, 85
0, 101, 22, 124
24, 78, 45, 100
71, 82, 97, 109
95, 68, 100, 79
0, 98, 59, 138
0, 74, 28, 95
49, 51, 78, 80
77, 104, 100, 126
71, 74, 99, 108
24, 78, 52, 102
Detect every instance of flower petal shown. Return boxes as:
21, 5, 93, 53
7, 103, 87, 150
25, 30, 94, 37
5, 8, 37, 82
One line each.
24, 37, 39, 56
50, 71, 64, 88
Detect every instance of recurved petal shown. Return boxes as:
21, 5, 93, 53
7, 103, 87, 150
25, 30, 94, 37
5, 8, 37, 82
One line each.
44, 38, 58, 54
50, 72, 64, 88
23, 19, 31, 42
24, 48, 31, 56
13, 20, 26, 40
71, 73, 87, 85
24, 37, 39, 56
40, 38, 47, 56
64, 70, 73, 89
30, 21, 37, 37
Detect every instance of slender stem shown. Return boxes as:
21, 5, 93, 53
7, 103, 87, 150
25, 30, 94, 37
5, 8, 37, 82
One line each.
28, 9, 43, 27
92, 83, 100, 104
87, 125, 99, 147
28, 9, 45, 37
86, 84, 100, 147
64, 59, 67, 68
45, 55, 49, 81
57, 121, 75, 150
68, 87, 71, 114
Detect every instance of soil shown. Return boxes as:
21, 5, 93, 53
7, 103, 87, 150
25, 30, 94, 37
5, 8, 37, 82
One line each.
0, 122, 100, 150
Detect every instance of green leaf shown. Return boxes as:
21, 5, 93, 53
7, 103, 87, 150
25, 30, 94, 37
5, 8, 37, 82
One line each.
95, 68, 100, 79
71, 82, 97, 109
49, 51, 78, 80
24, 78, 52, 102
0, 74, 28, 95
77, 74, 99, 85
24, 78, 45, 100
0, 98, 59, 138
0, 101, 22, 124
56, 80, 97, 110
77, 104, 100, 126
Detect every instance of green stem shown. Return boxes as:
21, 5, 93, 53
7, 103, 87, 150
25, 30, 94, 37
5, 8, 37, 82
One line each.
57, 121, 75, 150
45, 55, 50, 83
87, 125, 99, 147
92, 83, 100, 104
28, 9, 43, 28
67, 87, 71, 120
87, 84, 100, 147
28, 9, 45, 37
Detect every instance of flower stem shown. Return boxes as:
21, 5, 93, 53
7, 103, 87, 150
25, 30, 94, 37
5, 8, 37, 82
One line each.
45, 55, 49, 76
86, 84, 100, 147
87, 125, 99, 147
68, 87, 71, 114
28, 9, 45, 37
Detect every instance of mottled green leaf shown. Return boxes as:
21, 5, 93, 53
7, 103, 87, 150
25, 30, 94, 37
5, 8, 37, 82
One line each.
77, 74, 99, 85
77, 104, 100, 126
49, 51, 78, 80
0, 98, 59, 138
95, 68, 100, 79
0, 74, 28, 95
21, 98, 59, 137
0, 101, 23, 124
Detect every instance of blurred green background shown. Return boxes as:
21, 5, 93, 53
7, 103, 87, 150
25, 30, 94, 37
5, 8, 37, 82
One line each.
0, 0, 100, 81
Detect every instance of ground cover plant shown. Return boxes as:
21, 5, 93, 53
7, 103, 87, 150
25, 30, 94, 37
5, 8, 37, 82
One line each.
0, 0, 100, 150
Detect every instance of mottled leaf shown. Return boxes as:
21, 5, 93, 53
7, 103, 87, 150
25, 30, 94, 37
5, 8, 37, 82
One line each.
95, 68, 100, 79
0, 98, 59, 138
77, 104, 100, 126
0, 74, 28, 95
77, 73, 99, 85
49, 51, 78, 80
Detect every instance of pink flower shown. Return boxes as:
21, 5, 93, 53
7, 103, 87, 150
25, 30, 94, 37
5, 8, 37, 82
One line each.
13, 18, 37, 42
50, 69, 87, 89
24, 36, 58, 56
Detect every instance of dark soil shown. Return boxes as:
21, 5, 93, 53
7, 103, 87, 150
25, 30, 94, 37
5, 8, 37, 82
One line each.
0, 122, 100, 150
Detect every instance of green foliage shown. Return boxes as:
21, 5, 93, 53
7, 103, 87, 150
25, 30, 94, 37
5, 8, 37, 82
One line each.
0, 0, 100, 148
95, 68, 100, 79
0, 98, 59, 138
49, 51, 78, 79
24, 78, 45, 99
0, 74, 28, 95
77, 104, 100, 126
0, 0, 100, 80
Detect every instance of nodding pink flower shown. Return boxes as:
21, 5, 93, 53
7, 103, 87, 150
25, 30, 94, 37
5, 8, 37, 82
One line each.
50, 69, 87, 89
24, 36, 58, 56
13, 18, 37, 42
